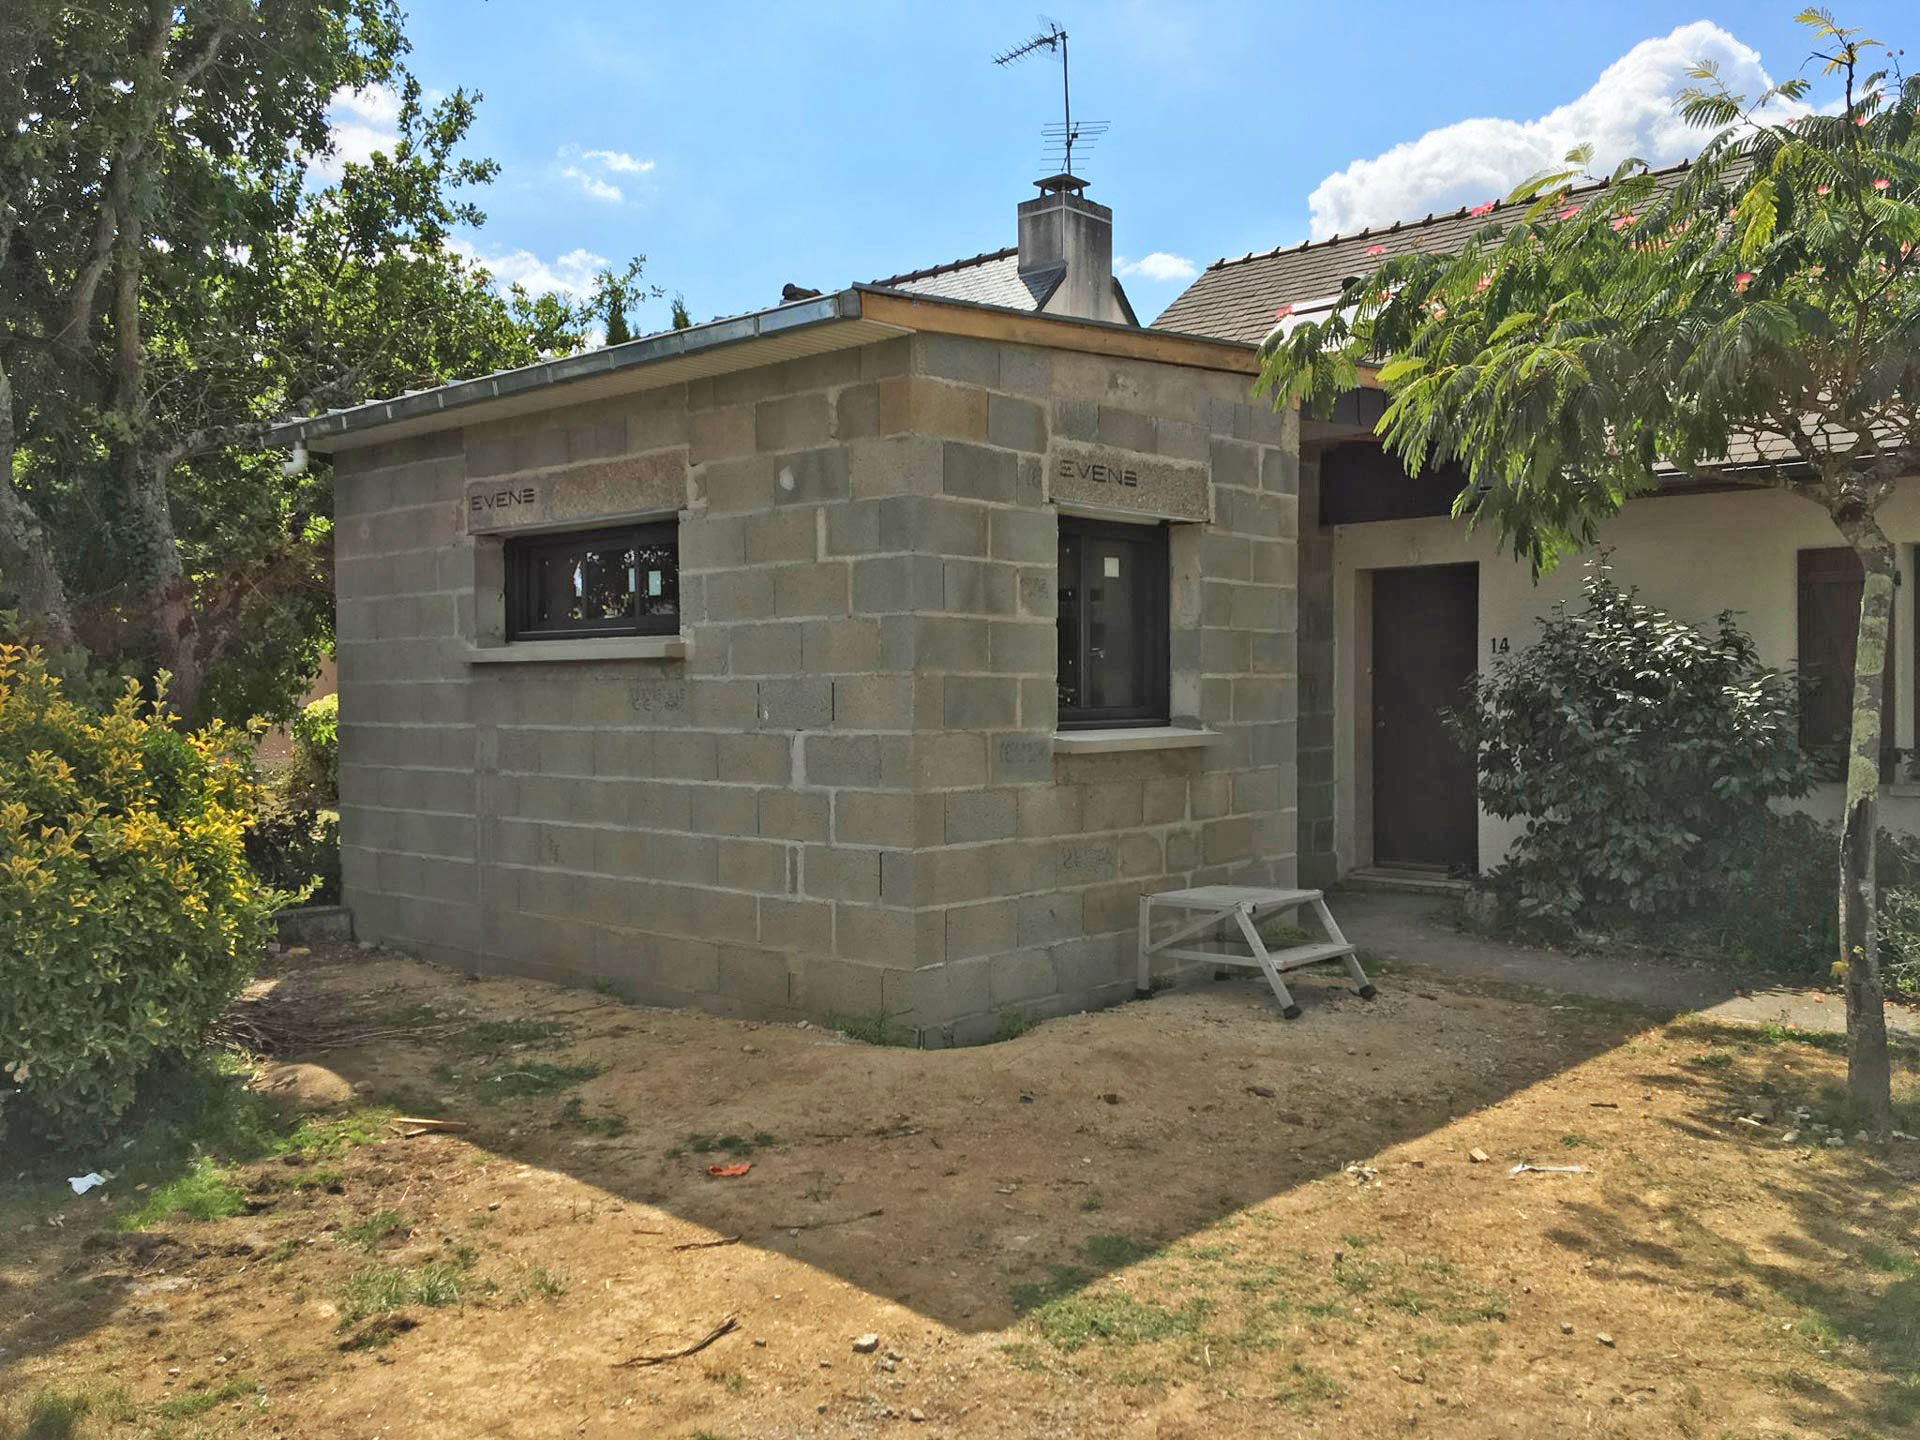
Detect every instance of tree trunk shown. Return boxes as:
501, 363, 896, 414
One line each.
1835, 512, 1896, 1131
0, 354, 77, 650
109, 206, 202, 717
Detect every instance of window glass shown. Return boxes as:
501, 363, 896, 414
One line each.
1797, 546, 1894, 779
1056, 516, 1168, 728
506, 523, 678, 640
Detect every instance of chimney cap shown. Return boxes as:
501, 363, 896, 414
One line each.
1032, 172, 1090, 197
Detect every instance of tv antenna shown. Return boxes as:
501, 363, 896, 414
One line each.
994, 19, 1108, 185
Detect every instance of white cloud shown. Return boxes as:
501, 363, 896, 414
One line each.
312, 84, 403, 181
448, 239, 607, 297
1306, 22, 1814, 239
561, 166, 623, 203
581, 148, 654, 174
1116, 251, 1199, 283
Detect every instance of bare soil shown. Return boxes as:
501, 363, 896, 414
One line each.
4, 944, 1918, 1439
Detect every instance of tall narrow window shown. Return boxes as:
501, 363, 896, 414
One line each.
505, 522, 679, 640
1797, 546, 1896, 780
1056, 515, 1169, 729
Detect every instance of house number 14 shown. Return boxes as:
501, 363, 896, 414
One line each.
1488, 637, 1510, 655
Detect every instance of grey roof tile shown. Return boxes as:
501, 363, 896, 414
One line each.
1152, 161, 1695, 344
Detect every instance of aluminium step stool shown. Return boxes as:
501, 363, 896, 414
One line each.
1136, 886, 1375, 1019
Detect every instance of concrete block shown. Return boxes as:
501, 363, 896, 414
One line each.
774, 562, 850, 617
802, 845, 881, 902
1017, 785, 1083, 838
914, 845, 993, 906
755, 392, 831, 452
880, 495, 988, 555
915, 333, 1000, 387
1056, 840, 1118, 887
851, 435, 945, 500
911, 616, 990, 671
991, 732, 1056, 785
944, 789, 1018, 844
720, 732, 794, 789
757, 895, 832, 954
1053, 397, 1097, 442
746, 508, 818, 565
1119, 833, 1163, 877
941, 442, 1019, 503
803, 734, 882, 788
728, 621, 809, 675
986, 394, 1047, 453
946, 900, 1015, 960
942, 678, 1017, 729
832, 675, 914, 731
944, 560, 1017, 616
988, 949, 1057, 1006
760, 789, 830, 842
989, 620, 1054, 674
689, 405, 756, 465
718, 944, 793, 1008
853, 555, 944, 614
705, 569, 775, 621
835, 791, 930, 848
719, 838, 791, 893
772, 447, 850, 507
1142, 777, 1188, 825
1096, 405, 1157, 454
835, 903, 917, 964
914, 732, 987, 790
1016, 891, 1082, 948
803, 618, 886, 674
1081, 782, 1145, 832
989, 508, 1056, 565
653, 731, 719, 781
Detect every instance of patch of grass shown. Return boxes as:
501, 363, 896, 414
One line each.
1080, 1233, 1157, 1268
152, 1379, 253, 1420
466, 1060, 602, 1103
510, 1263, 569, 1303
1025, 1291, 1210, 1352
1860, 1244, 1918, 1277
286, 1165, 346, 1191
1079, 1190, 1104, 1213
117, 1158, 247, 1231
343, 1209, 408, 1248
1271, 1360, 1343, 1410
443, 1018, 571, 1055
1559, 1132, 1593, 1148
1000, 1342, 1045, 1372
1011, 1263, 1094, 1315
666, 1130, 778, 1160
995, 1008, 1037, 1042
829, 1007, 914, 1047
5, 1385, 134, 1440
559, 1095, 629, 1137
339, 1261, 468, 1324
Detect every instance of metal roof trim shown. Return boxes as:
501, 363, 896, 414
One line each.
267, 290, 863, 448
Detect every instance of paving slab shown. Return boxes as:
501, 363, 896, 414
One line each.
1330, 887, 1920, 1038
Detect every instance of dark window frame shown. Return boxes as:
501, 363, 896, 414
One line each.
1056, 514, 1171, 730
505, 520, 679, 641
1796, 545, 1898, 781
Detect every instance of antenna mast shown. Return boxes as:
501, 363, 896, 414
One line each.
994, 20, 1107, 185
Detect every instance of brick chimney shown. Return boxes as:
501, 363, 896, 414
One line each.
1017, 177, 1134, 326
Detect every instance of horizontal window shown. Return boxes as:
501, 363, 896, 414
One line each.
505, 522, 679, 641
1057, 515, 1170, 729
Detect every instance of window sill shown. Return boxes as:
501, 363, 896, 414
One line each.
1052, 726, 1221, 755
466, 635, 688, 664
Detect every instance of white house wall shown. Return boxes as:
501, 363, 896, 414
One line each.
1329, 477, 1920, 875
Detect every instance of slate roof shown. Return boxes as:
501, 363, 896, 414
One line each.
869, 249, 1065, 310
866, 248, 1140, 325
1152, 161, 1695, 344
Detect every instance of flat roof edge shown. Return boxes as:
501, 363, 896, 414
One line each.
267, 290, 864, 449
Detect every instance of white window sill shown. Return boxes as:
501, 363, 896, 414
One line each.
1052, 726, 1222, 755
466, 635, 688, 664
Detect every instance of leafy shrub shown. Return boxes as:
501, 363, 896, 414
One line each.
0, 645, 276, 1142
289, 692, 338, 805
1460, 562, 1812, 929
245, 692, 340, 904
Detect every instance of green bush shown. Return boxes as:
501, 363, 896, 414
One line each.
0, 644, 276, 1142
1460, 561, 1813, 929
289, 692, 338, 805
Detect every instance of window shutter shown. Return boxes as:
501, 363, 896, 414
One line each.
1796, 547, 1896, 780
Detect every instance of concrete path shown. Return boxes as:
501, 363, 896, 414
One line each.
1330, 887, 1920, 1038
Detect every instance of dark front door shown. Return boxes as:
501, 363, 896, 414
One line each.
1371, 563, 1479, 871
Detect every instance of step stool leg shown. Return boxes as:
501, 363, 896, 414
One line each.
1136, 896, 1153, 999
1234, 906, 1301, 1019
1311, 895, 1375, 1000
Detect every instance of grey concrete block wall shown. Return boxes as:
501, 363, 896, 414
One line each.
1296, 454, 1338, 887
331, 324, 1298, 1043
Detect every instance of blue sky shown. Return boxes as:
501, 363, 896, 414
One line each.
334, 3, 1913, 330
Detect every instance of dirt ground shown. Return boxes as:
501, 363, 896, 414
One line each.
4, 943, 1918, 1439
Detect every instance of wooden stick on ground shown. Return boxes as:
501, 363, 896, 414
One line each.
613, 1314, 738, 1368
670, 1234, 741, 1251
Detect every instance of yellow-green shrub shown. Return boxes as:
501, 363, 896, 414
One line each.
0, 645, 275, 1141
